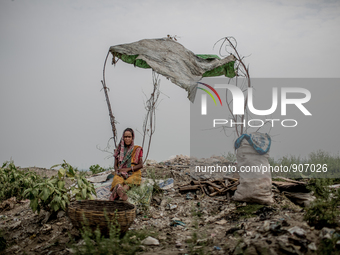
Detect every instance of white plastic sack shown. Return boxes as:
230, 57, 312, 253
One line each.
233, 138, 273, 205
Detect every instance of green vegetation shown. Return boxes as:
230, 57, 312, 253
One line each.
145, 168, 163, 195
23, 161, 96, 214
89, 164, 107, 175
236, 203, 265, 219
190, 202, 203, 218
0, 161, 42, 202
124, 167, 166, 215
317, 235, 340, 255
126, 184, 152, 216
270, 150, 340, 179
269, 151, 340, 229
186, 229, 210, 255
223, 151, 237, 163
304, 178, 340, 229
70, 219, 157, 255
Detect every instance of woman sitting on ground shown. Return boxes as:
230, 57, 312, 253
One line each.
109, 128, 143, 201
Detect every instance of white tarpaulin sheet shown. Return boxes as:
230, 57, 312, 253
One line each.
109, 38, 236, 102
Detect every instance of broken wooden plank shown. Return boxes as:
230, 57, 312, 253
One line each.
272, 181, 309, 193
179, 185, 201, 192
274, 176, 306, 185
204, 181, 223, 189
224, 176, 239, 182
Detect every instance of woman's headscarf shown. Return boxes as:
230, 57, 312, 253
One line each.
114, 128, 139, 168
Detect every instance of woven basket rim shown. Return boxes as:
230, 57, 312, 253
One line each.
68, 199, 135, 212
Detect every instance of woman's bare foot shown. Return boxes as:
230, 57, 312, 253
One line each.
109, 184, 119, 201
117, 184, 128, 201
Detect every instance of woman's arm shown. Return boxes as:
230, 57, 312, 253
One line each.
131, 157, 143, 172
114, 157, 119, 172
117, 157, 143, 173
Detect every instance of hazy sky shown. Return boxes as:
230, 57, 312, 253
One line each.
1, 0, 339, 169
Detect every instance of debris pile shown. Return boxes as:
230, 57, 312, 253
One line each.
0, 157, 339, 254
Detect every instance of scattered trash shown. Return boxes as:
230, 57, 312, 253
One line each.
214, 246, 221, 251
288, 226, 306, 238
215, 219, 227, 225
308, 242, 317, 251
0, 197, 16, 211
141, 236, 160, 246
87, 173, 112, 183
320, 227, 335, 239
186, 192, 193, 200
171, 220, 186, 227
0, 215, 8, 220
158, 178, 174, 190
175, 241, 182, 248
166, 204, 178, 210
263, 221, 270, 232
41, 224, 52, 233
336, 240, 340, 248
270, 223, 282, 234
171, 217, 181, 221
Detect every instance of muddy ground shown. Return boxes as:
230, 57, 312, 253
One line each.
0, 159, 339, 255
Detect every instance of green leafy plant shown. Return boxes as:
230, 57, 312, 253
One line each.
69, 213, 152, 255
223, 151, 237, 163
89, 164, 107, 175
317, 234, 340, 255
0, 161, 41, 202
126, 183, 153, 216
304, 178, 340, 229
307, 178, 334, 199
190, 202, 203, 218
24, 160, 96, 214
186, 230, 209, 255
145, 168, 163, 195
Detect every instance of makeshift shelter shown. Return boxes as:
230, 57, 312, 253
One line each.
103, 37, 237, 146
108, 37, 237, 102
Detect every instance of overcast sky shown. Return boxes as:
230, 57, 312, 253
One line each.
0, 0, 339, 169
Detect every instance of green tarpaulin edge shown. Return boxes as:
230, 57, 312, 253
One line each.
115, 53, 236, 78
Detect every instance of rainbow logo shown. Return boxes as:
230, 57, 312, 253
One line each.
197, 82, 222, 106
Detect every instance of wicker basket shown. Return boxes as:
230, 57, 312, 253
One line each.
67, 200, 136, 235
